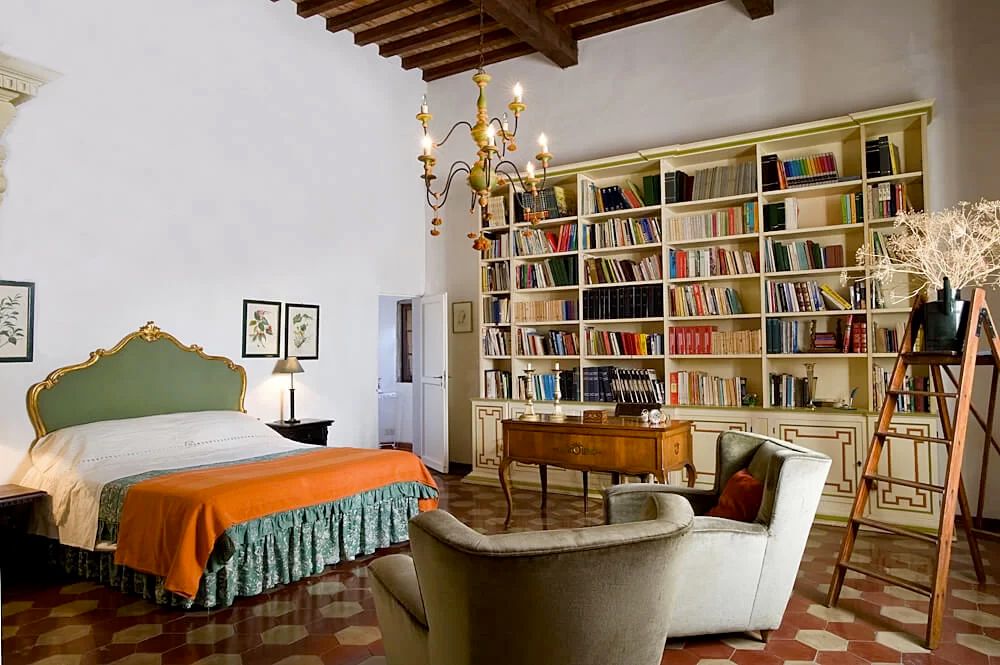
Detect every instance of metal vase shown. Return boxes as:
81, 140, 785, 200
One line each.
921, 277, 970, 352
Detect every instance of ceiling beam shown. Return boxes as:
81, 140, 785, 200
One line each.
480, 0, 577, 68
401, 28, 514, 70
572, 0, 723, 40
296, 0, 349, 19
740, 0, 774, 19
423, 42, 535, 81
379, 15, 486, 57
354, 0, 474, 46
555, 0, 648, 26
325, 0, 417, 33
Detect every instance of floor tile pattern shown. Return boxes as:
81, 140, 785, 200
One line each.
5, 473, 1000, 664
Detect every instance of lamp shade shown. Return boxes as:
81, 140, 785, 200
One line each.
273, 357, 304, 374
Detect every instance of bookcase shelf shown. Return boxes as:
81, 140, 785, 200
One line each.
475, 100, 932, 414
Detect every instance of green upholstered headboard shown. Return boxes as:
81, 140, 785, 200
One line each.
27, 322, 247, 439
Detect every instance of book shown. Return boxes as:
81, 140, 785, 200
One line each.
819, 284, 852, 310
585, 216, 661, 249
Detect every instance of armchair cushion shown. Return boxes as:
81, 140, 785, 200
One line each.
707, 469, 764, 522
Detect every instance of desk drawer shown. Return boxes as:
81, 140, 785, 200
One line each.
507, 430, 658, 472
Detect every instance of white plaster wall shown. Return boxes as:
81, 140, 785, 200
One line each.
0, 0, 426, 481
426, 0, 1000, 506
377, 295, 414, 444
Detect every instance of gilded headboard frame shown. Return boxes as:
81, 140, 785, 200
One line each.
26, 321, 247, 440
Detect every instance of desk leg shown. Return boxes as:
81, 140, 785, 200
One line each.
539, 464, 548, 515
611, 471, 621, 486
500, 458, 515, 529
685, 463, 697, 488
582, 471, 589, 513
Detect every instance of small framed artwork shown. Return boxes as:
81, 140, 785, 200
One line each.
0, 280, 34, 363
285, 303, 320, 360
242, 299, 282, 358
452, 301, 473, 334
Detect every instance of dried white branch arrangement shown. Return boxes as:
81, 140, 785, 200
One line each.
847, 199, 1000, 299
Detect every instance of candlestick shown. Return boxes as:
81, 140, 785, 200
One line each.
520, 366, 539, 420
551, 361, 565, 420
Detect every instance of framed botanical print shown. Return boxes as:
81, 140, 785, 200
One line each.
242, 299, 282, 358
452, 301, 473, 334
285, 303, 319, 360
0, 280, 34, 363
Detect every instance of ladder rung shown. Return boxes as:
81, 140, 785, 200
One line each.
839, 561, 933, 596
901, 351, 964, 365
971, 528, 1000, 543
864, 473, 946, 493
887, 389, 957, 398
875, 430, 951, 444
854, 517, 940, 544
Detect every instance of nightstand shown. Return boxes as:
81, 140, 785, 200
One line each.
0, 484, 48, 571
267, 418, 334, 446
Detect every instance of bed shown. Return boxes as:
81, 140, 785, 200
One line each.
17, 321, 438, 608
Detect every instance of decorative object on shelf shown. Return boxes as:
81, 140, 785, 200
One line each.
550, 361, 565, 421
803, 362, 817, 410
0, 280, 34, 363
837, 387, 859, 410
242, 299, 281, 358
853, 200, 1000, 352
519, 363, 538, 420
273, 357, 304, 424
741, 393, 759, 407
416, 0, 552, 249
582, 409, 609, 424
285, 303, 319, 360
452, 301, 473, 334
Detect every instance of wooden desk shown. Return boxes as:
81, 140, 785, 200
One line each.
500, 416, 694, 527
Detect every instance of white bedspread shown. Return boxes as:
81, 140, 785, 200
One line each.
17, 410, 307, 551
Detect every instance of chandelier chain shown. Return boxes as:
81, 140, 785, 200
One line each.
478, 0, 485, 71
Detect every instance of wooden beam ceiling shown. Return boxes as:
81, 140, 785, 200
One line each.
479, 0, 578, 69
741, 0, 774, 19
378, 15, 486, 57
573, 0, 725, 41
325, 0, 417, 33
401, 28, 515, 71
423, 42, 535, 81
354, 1, 475, 46
296, 0, 349, 19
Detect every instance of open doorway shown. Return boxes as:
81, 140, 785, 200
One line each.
378, 295, 414, 452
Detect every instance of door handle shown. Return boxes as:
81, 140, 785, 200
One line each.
432, 374, 447, 389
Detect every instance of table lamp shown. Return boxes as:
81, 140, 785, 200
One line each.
273, 357, 304, 424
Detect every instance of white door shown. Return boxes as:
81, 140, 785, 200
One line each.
414, 293, 448, 473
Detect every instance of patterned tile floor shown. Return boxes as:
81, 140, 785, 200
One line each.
5, 472, 1000, 664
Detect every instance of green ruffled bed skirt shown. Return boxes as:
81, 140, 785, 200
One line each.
53, 481, 435, 609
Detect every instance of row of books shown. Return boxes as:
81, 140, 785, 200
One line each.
583, 216, 661, 249
517, 328, 579, 357
867, 182, 912, 220
669, 326, 761, 355
669, 285, 745, 317
514, 224, 577, 256
480, 232, 508, 259
865, 136, 903, 178
667, 202, 758, 241
515, 256, 577, 289
873, 321, 905, 353
871, 230, 893, 261
840, 315, 868, 353
584, 329, 664, 356
763, 239, 845, 273
765, 319, 806, 354
669, 372, 747, 407
518, 371, 580, 402
584, 255, 662, 285
762, 152, 843, 190
513, 299, 577, 323
762, 198, 799, 232
484, 196, 508, 228
768, 373, 812, 408
583, 284, 663, 320
840, 193, 865, 225
765, 281, 848, 313
481, 264, 509, 292
582, 180, 649, 214
483, 296, 510, 324
583, 367, 665, 403
482, 328, 510, 357
873, 370, 930, 413
515, 186, 572, 223
668, 247, 759, 279
484, 369, 512, 399
664, 162, 757, 203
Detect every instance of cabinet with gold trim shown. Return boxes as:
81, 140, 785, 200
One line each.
865, 415, 945, 530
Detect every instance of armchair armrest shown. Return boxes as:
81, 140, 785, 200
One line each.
369, 553, 427, 628
604, 483, 718, 524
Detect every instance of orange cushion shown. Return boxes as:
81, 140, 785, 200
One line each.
707, 469, 764, 522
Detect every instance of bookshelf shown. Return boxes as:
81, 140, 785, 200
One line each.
471, 101, 943, 529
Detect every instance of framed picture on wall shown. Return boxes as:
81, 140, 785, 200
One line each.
0, 280, 34, 363
285, 303, 320, 360
242, 299, 282, 358
452, 301, 473, 334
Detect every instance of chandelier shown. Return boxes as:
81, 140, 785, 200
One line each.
416, 1, 552, 251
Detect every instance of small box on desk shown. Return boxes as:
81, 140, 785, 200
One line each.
582, 410, 609, 423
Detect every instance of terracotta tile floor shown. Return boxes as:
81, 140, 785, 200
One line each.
5, 472, 1000, 664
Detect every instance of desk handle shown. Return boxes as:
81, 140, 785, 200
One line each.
559, 442, 600, 456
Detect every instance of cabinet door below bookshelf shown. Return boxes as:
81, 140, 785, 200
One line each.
672, 409, 753, 490
865, 415, 944, 530
473, 402, 507, 470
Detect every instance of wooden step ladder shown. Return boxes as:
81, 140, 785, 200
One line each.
826, 288, 1000, 649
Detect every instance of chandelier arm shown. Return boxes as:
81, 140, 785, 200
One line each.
436, 120, 475, 148
494, 160, 532, 192
437, 161, 473, 203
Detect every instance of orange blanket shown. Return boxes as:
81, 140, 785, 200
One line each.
114, 448, 438, 598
